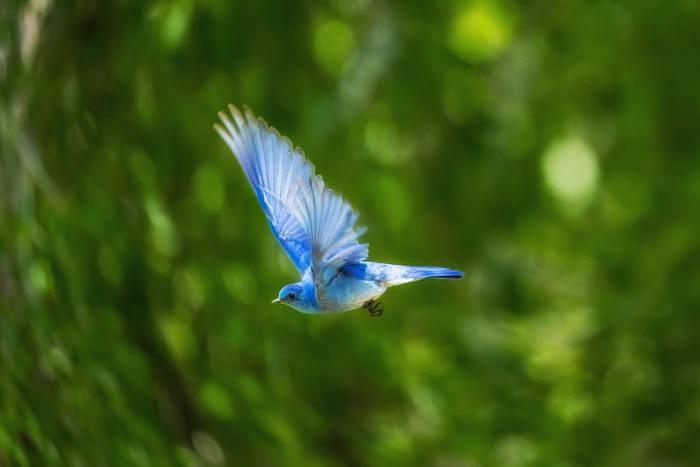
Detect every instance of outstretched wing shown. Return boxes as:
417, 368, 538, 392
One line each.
214, 105, 368, 278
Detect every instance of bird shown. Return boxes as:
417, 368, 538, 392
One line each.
214, 104, 463, 316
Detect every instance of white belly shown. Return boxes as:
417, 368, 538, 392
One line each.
318, 276, 386, 313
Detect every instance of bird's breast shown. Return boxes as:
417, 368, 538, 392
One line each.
317, 276, 386, 313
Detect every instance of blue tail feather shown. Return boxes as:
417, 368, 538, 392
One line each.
341, 262, 464, 286
403, 266, 464, 280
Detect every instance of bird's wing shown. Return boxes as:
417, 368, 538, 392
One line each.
214, 105, 368, 278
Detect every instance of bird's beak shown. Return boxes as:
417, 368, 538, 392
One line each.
271, 298, 281, 304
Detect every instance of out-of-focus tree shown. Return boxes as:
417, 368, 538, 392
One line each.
2, 0, 700, 465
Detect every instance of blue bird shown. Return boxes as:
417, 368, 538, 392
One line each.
214, 105, 463, 316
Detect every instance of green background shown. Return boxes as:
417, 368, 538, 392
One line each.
2, 0, 700, 465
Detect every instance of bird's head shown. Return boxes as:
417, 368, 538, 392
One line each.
272, 282, 317, 313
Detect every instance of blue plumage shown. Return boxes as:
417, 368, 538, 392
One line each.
215, 105, 463, 315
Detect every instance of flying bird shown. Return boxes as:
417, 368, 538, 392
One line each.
214, 105, 463, 316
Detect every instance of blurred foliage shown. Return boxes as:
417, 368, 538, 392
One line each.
2, 0, 700, 466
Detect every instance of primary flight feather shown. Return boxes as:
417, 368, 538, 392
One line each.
214, 104, 463, 316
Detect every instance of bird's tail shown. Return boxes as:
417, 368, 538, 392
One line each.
372, 263, 464, 286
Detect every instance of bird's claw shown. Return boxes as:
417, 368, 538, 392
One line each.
363, 299, 384, 317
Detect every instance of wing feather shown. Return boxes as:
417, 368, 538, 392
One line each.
214, 105, 368, 278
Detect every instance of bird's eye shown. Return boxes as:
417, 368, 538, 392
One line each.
288, 292, 296, 300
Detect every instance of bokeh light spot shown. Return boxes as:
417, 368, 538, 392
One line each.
157, 2, 192, 49
29, 259, 51, 293
449, 2, 512, 63
200, 381, 234, 419
313, 19, 356, 77
192, 431, 225, 465
542, 133, 600, 214
159, 315, 196, 362
146, 197, 179, 257
174, 268, 206, 311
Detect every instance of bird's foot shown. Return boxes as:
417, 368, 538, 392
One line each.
363, 299, 384, 317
